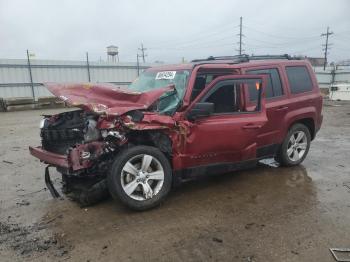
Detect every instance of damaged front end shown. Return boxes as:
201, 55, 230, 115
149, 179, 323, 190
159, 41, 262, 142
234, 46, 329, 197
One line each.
30, 110, 128, 205
29, 82, 177, 206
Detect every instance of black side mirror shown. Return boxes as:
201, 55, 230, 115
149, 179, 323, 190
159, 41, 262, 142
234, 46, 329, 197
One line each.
187, 102, 214, 120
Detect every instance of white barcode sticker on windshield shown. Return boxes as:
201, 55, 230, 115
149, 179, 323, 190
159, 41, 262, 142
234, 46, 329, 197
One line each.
155, 71, 176, 80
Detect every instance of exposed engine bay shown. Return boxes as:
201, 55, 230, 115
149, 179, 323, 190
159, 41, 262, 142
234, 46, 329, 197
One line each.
39, 110, 121, 205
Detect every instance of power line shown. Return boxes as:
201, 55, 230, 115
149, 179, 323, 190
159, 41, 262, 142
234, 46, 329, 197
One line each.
132, 20, 345, 63
138, 43, 147, 63
335, 35, 350, 42
148, 23, 238, 50
149, 42, 234, 52
243, 25, 320, 40
321, 26, 334, 70
150, 35, 234, 51
243, 20, 326, 38
246, 36, 321, 47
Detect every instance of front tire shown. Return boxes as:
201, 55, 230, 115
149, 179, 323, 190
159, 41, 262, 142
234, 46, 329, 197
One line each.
107, 146, 172, 211
277, 123, 311, 167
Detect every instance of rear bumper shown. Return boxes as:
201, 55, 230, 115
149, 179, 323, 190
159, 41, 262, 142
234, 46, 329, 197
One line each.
29, 146, 69, 168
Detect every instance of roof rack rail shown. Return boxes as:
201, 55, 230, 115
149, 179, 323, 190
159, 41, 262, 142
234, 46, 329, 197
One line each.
191, 54, 300, 63
249, 54, 294, 60
191, 55, 248, 63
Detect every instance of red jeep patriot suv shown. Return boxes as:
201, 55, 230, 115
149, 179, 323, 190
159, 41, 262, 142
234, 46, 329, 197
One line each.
29, 54, 323, 210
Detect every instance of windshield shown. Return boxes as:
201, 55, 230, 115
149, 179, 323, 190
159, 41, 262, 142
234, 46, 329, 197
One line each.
128, 70, 191, 115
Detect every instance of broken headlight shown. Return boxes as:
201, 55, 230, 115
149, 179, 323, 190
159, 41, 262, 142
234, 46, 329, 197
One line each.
39, 119, 47, 129
83, 119, 101, 142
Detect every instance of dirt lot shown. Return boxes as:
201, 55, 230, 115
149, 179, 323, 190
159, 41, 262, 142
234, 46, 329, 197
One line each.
0, 100, 350, 262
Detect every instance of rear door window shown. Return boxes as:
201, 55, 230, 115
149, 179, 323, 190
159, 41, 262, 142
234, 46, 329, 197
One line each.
285, 66, 313, 94
246, 68, 283, 101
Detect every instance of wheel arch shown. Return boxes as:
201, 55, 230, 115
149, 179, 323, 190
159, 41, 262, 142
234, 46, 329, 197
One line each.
288, 117, 315, 140
283, 107, 317, 141
126, 130, 173, 161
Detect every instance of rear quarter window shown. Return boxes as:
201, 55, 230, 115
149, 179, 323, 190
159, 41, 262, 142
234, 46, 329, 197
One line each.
246, 68, 283, 101
286, 66, 313, 94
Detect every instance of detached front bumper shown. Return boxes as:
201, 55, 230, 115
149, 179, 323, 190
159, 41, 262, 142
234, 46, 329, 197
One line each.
29, 146, 69, 168
29, 142, 105, 171
29, 146, 65, 198
29, 143, 105, 199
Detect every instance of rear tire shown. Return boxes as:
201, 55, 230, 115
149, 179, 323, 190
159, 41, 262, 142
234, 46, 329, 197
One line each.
276, 123, 311, 167
107, 146, 172, 211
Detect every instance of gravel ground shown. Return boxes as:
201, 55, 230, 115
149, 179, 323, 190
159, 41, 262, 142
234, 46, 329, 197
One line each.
0, 100, 350, 262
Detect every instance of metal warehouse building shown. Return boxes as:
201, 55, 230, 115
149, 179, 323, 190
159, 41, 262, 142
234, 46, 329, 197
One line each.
0, 59, 151, 99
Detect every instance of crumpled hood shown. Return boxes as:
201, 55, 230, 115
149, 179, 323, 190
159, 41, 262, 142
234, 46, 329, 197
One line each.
44, 82, 174, 116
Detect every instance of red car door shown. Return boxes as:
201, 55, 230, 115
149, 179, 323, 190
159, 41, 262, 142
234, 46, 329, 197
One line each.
179, 75, 268, 170
243, 66, 289, 154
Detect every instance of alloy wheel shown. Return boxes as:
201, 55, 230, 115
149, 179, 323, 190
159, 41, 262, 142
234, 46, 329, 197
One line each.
286, 131, 308, 162
120, 154, 165, 201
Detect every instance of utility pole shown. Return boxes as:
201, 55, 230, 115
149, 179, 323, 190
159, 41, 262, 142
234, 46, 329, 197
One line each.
138, 43, 147, 63
136, 54, 141, 76
321, 26, 333, 70
239, 17, 243, 55
237, 17, 244, 55
86, 52, 91, 82
26, 49, 35, 99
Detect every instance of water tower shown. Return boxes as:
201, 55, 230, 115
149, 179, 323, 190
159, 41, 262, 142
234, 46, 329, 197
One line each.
107, 45, 119, 63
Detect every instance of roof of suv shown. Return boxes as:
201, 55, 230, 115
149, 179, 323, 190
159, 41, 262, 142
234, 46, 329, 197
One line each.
147, 54, 310, 71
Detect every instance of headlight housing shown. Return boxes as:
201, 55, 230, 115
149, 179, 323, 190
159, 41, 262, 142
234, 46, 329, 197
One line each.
39, 119, 46, 129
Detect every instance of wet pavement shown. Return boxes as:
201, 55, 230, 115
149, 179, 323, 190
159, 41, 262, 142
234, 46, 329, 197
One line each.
0, 101, 350, 262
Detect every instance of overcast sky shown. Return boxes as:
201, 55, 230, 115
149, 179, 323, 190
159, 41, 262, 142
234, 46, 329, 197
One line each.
0, 0, 349, 63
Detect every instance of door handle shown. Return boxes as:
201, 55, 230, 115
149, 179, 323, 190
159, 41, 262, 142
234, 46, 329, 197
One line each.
242, 124, 262, 129
275, 106, 289, 111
